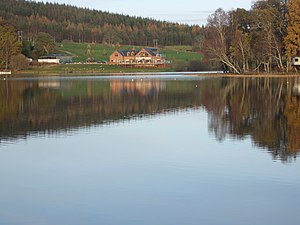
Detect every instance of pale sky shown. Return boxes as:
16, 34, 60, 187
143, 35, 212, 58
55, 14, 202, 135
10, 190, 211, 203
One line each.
39, 0, 254, 25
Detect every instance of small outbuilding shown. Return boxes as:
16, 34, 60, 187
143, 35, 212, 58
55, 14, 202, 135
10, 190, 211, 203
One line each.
38, 54, 73, 64
292, 57, 300, 66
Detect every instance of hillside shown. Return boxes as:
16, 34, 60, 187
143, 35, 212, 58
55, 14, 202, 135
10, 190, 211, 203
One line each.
0, 0, 203, 46
57, 41, 202, 63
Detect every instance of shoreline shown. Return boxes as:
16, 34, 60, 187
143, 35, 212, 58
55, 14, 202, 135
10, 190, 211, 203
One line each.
11, 72, 300, 78
3, 66, 300, 78
4, 63, 299, 78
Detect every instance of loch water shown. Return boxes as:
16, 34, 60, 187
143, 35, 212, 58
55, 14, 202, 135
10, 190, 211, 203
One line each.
0, 75, 300, 225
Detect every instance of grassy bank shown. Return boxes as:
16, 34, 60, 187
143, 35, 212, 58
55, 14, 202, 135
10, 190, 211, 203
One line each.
16, 63, 174, 76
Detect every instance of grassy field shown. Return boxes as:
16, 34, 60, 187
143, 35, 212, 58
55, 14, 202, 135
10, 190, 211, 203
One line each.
57, 41, 202, 63
161, 45, 201, 61
16, 42, 202, 76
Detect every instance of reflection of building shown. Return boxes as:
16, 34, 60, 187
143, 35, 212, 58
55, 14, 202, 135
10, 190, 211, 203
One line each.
110, 80, 166, 96
293, 82, 300, 96
38, 81, 60, 88
109, 48, 165, 66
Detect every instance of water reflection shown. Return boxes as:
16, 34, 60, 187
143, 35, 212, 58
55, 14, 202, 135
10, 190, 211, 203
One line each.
110, 80, 166, 96
293, 79, 300, 96
202, 77, 300, 161
0, 76, 299, 161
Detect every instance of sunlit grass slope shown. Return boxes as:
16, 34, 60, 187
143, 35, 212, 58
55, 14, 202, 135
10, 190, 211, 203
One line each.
57, 41, 202, 63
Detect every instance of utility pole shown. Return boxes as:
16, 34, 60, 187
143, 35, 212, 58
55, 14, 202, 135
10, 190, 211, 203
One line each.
153, 39, 158, 49
17, 31, 23, 42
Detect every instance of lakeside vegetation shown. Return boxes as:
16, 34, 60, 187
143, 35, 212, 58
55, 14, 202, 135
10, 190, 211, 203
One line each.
202, 0, 300, 73
17, 64, 173, 76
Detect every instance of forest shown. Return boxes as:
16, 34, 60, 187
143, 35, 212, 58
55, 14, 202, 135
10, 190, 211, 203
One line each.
0, 0, 201, 46
0, 0, 300, 73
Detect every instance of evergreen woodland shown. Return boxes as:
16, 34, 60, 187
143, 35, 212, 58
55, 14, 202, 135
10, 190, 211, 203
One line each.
0, 0, 202, 46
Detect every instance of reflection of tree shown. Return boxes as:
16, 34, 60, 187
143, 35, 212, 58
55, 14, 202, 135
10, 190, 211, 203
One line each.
1, 78, 299, 161
0, 81, 24, 122
201, 77, 300, 161
285, 95, 300, 155
200, 79, 231, 140
0, 79, 199, 142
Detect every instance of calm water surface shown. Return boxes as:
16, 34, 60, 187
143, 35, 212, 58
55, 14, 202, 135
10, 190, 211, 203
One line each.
0, 75, 300, 225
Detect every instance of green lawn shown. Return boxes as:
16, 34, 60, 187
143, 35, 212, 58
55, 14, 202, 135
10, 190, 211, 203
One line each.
160, 45, 202, 62
160, 49, 202, 62
57, 41, 119, 62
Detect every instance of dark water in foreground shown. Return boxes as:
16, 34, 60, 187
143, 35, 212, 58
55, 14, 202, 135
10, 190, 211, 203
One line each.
0, 75, 300, 225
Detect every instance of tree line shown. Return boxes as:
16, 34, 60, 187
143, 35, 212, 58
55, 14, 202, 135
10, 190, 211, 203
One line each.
200, 0, 300, 73
0, 0, 201, 46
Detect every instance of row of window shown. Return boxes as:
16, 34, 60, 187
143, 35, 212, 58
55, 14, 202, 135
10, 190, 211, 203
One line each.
111, 59, 163, 64
114, 53, 150, 57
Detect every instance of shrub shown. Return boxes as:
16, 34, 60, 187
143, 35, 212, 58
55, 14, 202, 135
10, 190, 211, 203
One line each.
10, 54, 30, 70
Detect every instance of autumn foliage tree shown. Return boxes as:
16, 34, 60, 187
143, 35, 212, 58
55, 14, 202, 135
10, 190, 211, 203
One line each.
0, 23, 21, 70
202, 9, 241, 73
201, 0, 292, 73
284, 0, 300, 70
